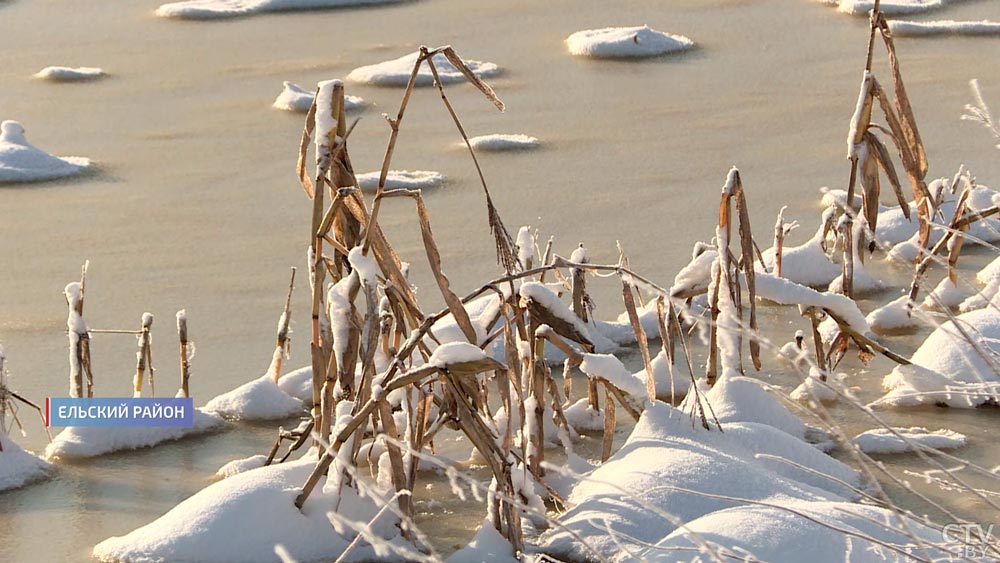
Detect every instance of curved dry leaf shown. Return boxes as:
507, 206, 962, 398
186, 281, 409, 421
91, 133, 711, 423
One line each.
442, 47, 505, 112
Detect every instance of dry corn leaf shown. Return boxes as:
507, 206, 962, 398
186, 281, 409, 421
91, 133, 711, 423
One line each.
414, 196, 478, 344
442, 47, 505, 112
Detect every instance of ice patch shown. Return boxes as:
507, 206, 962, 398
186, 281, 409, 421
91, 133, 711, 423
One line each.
156, 0, 405, 20
852, 426, 967, 454
0, 120, 92, 184
346, 51, 500, 87
566, 26, 694, 58
356, 170, 444, 191
33, 66, 105, 82
466, 134, 539, 151
272, 81, 366, 113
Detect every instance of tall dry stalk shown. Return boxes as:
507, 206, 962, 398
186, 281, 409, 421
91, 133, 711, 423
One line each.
177, 310, 191, 398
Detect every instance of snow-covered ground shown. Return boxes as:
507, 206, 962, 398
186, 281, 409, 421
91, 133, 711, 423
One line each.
203, 374, 305, 421
566, 26, 694, 58
93, 457, 410, 562
540, 400, 866, 561
0, 432, 52, 492
272, 81, 366, 113
878, 307, 1000, 408
156, 0, 405, 20
0, 120, 92, 184
346, 51, 500, 87
45, 408, 225, 459
33, 66, 105, 82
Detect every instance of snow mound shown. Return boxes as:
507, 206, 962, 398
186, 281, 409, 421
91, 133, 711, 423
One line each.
33, 66, 105, 82
356, 170, 444, 191
759, 225, 841, 288
446, 518, 516, 563
647, 500, 951, 562
566, 26, 694, 58
791, 368, 848, 403
923, 276, 968, 310
889, 19, 1000, 36
0, 433, 52, 492
0, 120, 92, 184
879, 307, 1000, 408
346, 51, 500, 87
540, 402, 859, 561
203, 374, 305, 421
837, 0, 949, 16
272, 81, 366, 113
852, 426, 967, 454
156, 0, 405, 20
867, 295, 919, 333
466, 134, 539, 151
93, 458, 408, 563
276, 365, 313, 402
580, 352, 648, 402
215, 454, 268, 478
695, 375, 808, 439
563, 398, 604, 432
45, 409, 224, 459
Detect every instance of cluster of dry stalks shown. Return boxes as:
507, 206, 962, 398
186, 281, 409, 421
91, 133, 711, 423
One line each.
242, 6, 1000, 556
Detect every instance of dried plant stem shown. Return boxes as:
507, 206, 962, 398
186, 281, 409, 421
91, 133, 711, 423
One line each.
177, 311, 190, 398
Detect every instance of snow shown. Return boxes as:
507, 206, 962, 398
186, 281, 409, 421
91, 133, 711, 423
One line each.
923, 276, 968, 310
466, 134, 539, 152
852, 426, 967, 454
879, 307, 1000, 408
356, 170, 444, 191
820, 188, 917, 246
519, 281, 597, 347
647, 500, 951, 562
760, 215, 841, 288
215, 454, 267, 478
827, 218, 884, 296
272, 81, 366, 113
566, 26, 694, 59
889, 19, 1000, 36
346, 51, 500, 87
580, 353, 648, 402
314, 79, 342, 152
847, 72, 872, 159
540, 402, 861, 561
695, 375, 808, 439
0, 433, 52, 492
446, 518, 516, 563
276, 365, 313, 402
156, 0, 405, 20
889, 185, 1000, 263
751, 273, 874, 339
867, 295, 919, 333
563, 398, 604, 432
644, 349, 690, 401
837, 0, 949, 16
790, 367, 847, 403
93, 458, 410, 563
671, 244, 716, 296
33, 66, 105, 82
429, 341, 487, 369
203, 374, 305, 421
45, 408, 225, 459
0, 120, 92, 184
